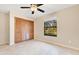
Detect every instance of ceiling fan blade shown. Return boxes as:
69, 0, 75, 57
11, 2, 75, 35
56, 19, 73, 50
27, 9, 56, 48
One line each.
37, 4, 43, 7
37, 8, 45, 13
32, 11, 34, 14
20, 7, 30, 9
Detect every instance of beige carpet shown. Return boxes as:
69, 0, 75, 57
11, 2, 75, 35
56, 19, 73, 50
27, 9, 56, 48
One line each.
0, 40, 79, 55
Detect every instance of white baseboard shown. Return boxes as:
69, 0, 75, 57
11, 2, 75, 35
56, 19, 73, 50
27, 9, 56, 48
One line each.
37, 40, 79, 51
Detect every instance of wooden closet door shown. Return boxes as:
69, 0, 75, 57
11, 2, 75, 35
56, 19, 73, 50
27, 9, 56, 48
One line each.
29, 22, 34, 39
21, 20, 34, 40
15, 19, 22, 43
15, 17, 34, 43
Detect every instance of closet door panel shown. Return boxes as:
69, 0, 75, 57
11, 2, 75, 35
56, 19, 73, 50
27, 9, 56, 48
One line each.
15, 19, 22, 43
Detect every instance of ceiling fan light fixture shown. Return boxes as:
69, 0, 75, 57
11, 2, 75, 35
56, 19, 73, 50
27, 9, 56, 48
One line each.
31, 4, 37, 11
20, 4, 44, 14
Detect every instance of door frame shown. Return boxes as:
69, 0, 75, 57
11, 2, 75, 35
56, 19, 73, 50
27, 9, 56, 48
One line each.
9, 13, 34, 45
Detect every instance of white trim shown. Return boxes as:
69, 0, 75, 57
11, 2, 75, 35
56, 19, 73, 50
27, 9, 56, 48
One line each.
37, 40, 79, 51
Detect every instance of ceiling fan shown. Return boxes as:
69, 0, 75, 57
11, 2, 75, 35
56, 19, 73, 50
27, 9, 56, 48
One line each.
20, 4, 45, 14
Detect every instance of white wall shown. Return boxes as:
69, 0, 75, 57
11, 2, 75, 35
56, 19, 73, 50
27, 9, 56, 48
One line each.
9, 10, 34, 45
0, 9, 34, 45
0, 12, 9, 45
34, 5, 79, 50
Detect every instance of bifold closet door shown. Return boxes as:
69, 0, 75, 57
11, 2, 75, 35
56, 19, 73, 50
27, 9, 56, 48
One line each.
15, 19, 22, 43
